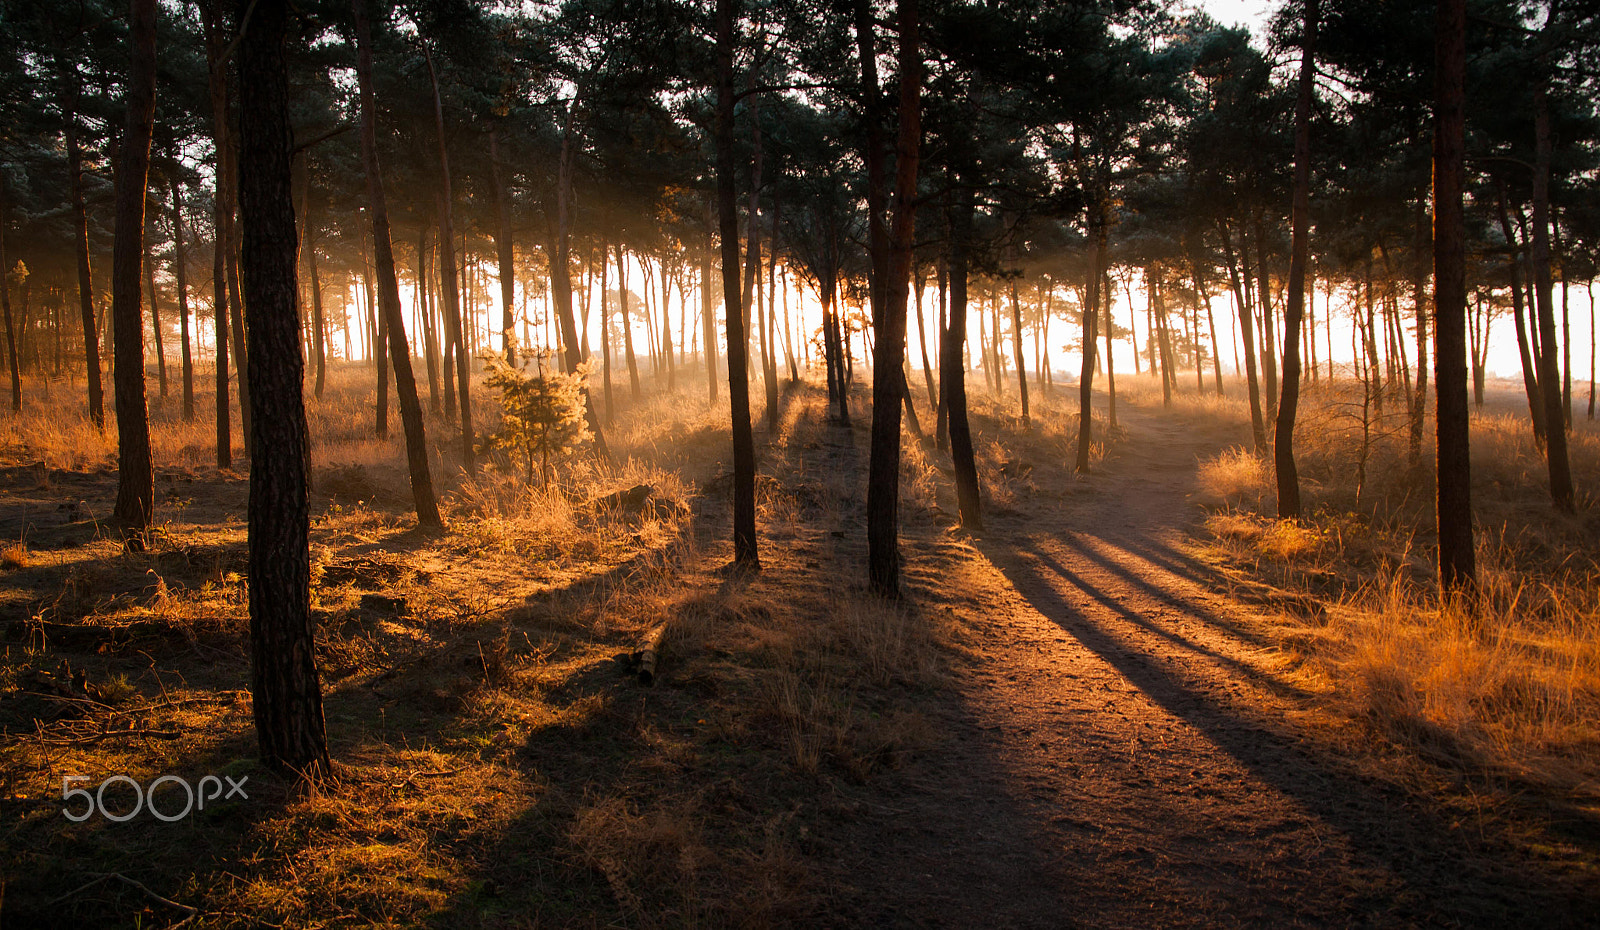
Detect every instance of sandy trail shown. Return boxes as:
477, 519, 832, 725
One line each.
801, 393, 1591, 928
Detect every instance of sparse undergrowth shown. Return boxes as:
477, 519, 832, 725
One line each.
0, 366, 965, 928
1188, 378, 1600, 806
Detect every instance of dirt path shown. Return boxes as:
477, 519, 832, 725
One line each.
799, 394, 1593, 928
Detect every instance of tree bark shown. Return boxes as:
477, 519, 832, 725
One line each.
1074, 218, 1105, 473
1219, 221, 1265, 448
867, 0, 922, 596
352, 0, 442, 530
944, 185, 982, 528
1274, 0, 1315, 521
1530, 86, 1573, 510
170, 173, 195, 421
423, 45, 474, 473
1433, 0, 1475, 591
717, 0, 758, 566
66, 113, 106, 428
490, 124, 517, 366
111, 0, 159, 535
1, 180, 19, 412
239, 0, 331, 778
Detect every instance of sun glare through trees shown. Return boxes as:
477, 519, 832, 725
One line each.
1, 0, 1598, 925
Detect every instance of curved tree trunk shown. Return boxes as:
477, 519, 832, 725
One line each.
352, 0, 442, 530
1274, 0, 1316, 521
1530, 86, 1573, 511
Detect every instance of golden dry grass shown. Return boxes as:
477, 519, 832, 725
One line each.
0, 364, 966, 927
1191, 380, 1600, 795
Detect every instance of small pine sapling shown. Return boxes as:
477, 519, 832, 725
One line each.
483, 347, 591, 485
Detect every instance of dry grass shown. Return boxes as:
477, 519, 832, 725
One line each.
0, 365, 971, 927
1191, 381, 1600, 796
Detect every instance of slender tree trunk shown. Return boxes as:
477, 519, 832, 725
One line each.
717, 0, 758, 567
1011, 283, 1030, 427
1219, 222, 1265, 448
1253, 213, 1278, 423
239, 0, 331, 777
915, 267, 936, 408
1153, 270, 1174, 408
66, 117, 106, 428
305, 197, 327, 400
1497, 184, 1546, 441
352, 0, 441, 530
1, 180, 20, 412
701, 224, 717, 403
549, 109, 610, 461
1588, 281, 1595, 420
170, 174, 194, 421
1530, 87, 1573, 510
1102, 274, 1117, 427
866, 0, 922, 596
111, 0, 159, 535
617, 243, 641, 399
145, 239, 166, 399
945, 187, 981, 527
423, 46, 474, 473
1274, 0, 1315, 521
491, 125, 516, 365
1075, 212, 1105, 473
601, 236, 613, 422
1433, 0, 1475, 590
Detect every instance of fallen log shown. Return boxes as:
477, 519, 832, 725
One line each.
636, 625, 667, 686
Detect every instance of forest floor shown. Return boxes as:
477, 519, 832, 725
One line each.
0, 370, 1596, 927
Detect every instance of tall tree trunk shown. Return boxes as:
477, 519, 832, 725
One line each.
1075, 208, 1106, 473
305, 195, 327, 400
1219, 222, 1266, 448
1530, 86, 1573, 510
111, 0, 159, 535
915, 267, 937, 408
1252, 212, 1278, 423
352, 0, 442, 530
617, 243, 641, 399
550, 109, 611, 461
867, 0, 922, 596
701, 223, 717, 403
1274, 0, 1315, 521
170, 173, 194, 421
854, 0, 889, 345
1011, 283, 1030, 427
239, 0, 330, 777
944, 186, 981, 528
145, 239, 167, 398
601, 236, 613, 422
1409, 198, 1430, 467
1433, 0, 1475, 591
417, 227, 441, 413
1498, 184, 1546, 441
423, 46, 474, 473
716, 0, 758, 567
66, 115, 106, 428
1, 180, 20, 412
489, 125, 517, 366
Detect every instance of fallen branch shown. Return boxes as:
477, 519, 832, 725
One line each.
48, 872, 197, 915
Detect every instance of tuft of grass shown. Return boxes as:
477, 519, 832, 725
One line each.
1196, 446, 1271, 509
1, 543, 27, 570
